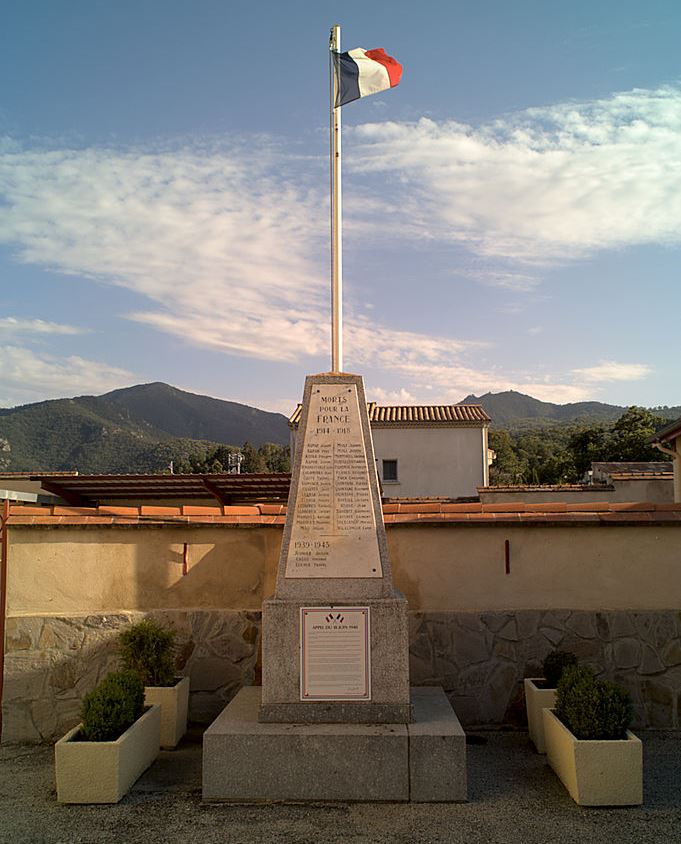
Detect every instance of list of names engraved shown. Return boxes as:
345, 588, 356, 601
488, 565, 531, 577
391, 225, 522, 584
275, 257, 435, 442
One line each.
285, 383, 382, 578
300, 607, 371, 700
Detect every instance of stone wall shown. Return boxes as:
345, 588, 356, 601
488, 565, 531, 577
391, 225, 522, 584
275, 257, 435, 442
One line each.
4, 608, 680, 743
2, 610, 260, 744
408, 609, 681, 729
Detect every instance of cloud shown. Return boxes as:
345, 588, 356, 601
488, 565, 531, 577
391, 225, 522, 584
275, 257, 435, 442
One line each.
0, 83, 670, 407
0, 345, 133, 407
350, 85, 681, 265
0, 137, 488, 388
0, 317, 89, 336
367, 387, 418, 404
373, 358, 597, 405
572, 360, 652, 382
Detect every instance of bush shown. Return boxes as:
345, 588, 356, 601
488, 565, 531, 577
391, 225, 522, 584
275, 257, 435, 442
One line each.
555, 664, 633, 740
542, 650, 578, 687
80, 670, 145, 742
120, 619, 176, 687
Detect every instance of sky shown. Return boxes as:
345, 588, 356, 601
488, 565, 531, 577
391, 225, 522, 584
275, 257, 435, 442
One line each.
1, 0, 680, 415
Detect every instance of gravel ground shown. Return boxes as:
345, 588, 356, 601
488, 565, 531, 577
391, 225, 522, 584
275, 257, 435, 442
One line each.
0, 728, 679, 844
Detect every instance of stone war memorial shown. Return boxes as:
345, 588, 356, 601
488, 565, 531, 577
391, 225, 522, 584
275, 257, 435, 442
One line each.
202, 373, 467, 801
203, 28, 466, 801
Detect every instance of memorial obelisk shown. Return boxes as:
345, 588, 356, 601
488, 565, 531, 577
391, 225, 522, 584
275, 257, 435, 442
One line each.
259, 373, 411, 723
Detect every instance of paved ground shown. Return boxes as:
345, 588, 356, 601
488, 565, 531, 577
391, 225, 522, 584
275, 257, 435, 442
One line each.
1, 727, 679, 844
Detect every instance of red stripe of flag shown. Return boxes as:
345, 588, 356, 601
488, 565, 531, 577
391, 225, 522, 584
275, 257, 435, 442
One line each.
364, 48, 402, 88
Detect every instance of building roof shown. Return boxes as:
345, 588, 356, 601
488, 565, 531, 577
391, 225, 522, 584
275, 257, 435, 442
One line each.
591, 462, 673, 477
16, 473, 292, 507
0, 472, 79, 478
7, 500, 681, 528
289, 402, 490, 427
650, 416, 681, 444
478, 484, 613, 493
607, 472, 673, 481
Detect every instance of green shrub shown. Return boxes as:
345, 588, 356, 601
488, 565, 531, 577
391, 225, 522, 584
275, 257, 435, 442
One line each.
80, 670, 145, 742
555, 664, 633, 740
120, 619, 176, 687
542, 649, 578, 687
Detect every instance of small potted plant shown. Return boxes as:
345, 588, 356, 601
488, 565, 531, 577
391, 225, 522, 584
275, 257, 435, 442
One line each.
120, 618, 189, 749
55, 670, 161, 803
543, 664, 642, 806
524, 650, 577, 752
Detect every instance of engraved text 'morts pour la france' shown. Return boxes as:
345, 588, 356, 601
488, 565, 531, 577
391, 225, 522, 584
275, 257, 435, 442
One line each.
285, 383, 382, 579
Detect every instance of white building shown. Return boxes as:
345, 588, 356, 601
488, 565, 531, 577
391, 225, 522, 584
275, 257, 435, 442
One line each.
290, 402, 491, 499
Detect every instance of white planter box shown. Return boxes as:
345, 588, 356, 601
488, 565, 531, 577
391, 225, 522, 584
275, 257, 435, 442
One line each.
145, 676, 190, 749
543, 708, 642, 806
524, 678, 556, 753
55, 704, 161, 803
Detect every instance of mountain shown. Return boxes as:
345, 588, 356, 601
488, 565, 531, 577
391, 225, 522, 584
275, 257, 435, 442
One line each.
0, 382, 290, 473
460, 390, 681, 429
101, 382, 289, 446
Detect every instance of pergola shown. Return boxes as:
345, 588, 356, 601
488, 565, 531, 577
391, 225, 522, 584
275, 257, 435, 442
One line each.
32, 473, 292, 507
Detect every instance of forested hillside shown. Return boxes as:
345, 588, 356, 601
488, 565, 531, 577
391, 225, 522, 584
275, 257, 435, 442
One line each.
488, 406, 674, 485
0, 382, 676, 481
463, 390, 680, 429
0, 382, 290, 473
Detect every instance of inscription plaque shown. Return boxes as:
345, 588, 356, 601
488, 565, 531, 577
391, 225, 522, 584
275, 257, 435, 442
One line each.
285, 383, 382, 578
300, 606, 370, 701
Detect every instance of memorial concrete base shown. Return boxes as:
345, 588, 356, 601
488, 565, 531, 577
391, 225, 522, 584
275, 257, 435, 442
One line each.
202, 686, 467, 803
260, 595, 412, 724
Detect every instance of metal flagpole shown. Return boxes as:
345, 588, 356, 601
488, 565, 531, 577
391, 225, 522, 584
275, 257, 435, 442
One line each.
329, 23, 343, 373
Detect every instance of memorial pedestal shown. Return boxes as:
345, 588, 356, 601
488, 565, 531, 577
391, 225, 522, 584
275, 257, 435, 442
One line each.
260, 595, 411, 724
203, 686, 467, 803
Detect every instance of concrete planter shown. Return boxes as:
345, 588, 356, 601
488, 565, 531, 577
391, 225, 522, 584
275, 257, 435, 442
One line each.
145, 676, 190, 749
524, 678, 556, 753
55, 704, 161, 803
543, 708, 642, 806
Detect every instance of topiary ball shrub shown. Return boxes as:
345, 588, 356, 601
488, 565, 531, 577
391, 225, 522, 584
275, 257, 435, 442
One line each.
120, 619, 176, 687
80, 670, 145, 742
555, 664, 633, 740
542, 650, 578, 687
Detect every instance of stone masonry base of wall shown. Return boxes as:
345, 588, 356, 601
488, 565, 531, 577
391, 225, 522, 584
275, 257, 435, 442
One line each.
3, 609, 680, 744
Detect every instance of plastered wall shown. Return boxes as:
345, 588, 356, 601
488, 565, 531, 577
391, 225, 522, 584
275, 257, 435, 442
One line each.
7, 522, 681, 616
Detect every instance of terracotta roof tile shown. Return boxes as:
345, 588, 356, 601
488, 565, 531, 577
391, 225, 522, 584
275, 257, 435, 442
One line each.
5, 500, 681, 528
399, 503, 442, 513
258, 504, 285, 515
99, 506, 140, 516
524, 503, 568, 512
139, 505, 182, 516
289, 402, 490, 426
481, 503, 527, 513
181, 505, 223, 516
568, 502, 612, 512
224, 506, 260, 515
442, 502, 482, 513
609, 502, 656, 512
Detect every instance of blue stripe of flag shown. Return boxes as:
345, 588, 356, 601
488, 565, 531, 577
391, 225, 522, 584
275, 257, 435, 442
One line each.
334, 52, 361, 107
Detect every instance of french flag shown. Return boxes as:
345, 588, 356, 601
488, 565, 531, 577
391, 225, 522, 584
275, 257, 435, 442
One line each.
334, 48, 402, 107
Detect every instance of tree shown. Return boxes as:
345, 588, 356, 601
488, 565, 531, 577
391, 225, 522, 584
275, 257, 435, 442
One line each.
567, 425, 608, 478
240, 442, 267, 473
488, 429, 528, 485
606, 406, 669, 463
0, 436, 10, 470
258, 442, 291, 473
